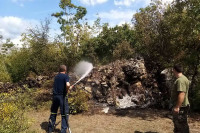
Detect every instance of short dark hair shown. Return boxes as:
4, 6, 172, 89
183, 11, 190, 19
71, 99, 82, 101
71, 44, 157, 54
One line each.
59, 65, 67, 72
173, 64, 183, 73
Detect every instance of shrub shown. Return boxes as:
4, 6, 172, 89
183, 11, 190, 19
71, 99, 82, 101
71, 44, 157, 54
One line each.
0, 93, 28, 133
42, 79, 54, 89
0, 56, 11, 82
6, 49, 31, 82
68, 87, 90, 114
113, 41, 134, 60
192, 84, 200, 111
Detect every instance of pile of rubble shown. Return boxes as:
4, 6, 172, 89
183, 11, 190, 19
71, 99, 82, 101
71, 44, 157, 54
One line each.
76, 57, 164, 109
0, 75, 50, 92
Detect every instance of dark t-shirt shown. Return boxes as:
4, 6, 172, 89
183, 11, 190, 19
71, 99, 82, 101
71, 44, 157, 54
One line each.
53, 73, 70, 95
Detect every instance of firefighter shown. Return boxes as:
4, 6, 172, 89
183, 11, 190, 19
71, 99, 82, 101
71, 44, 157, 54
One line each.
48, 65, 72, 133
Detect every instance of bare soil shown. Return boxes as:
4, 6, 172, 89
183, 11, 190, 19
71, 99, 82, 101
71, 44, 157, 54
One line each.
25, 108, 200, 133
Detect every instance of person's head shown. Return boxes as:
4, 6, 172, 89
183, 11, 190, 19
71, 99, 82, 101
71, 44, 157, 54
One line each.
59, 65, 67, 73
173, 64, 183, 77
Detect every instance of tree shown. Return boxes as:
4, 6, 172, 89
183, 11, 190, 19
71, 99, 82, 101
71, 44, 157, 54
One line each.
21, 19, 64, 75
0, 38, 14, 55
0, 55, 11, 82
113, 41, 134, 60
133, 0, 200, 110
90, 23, 136, 63
134, 1, 168, 70
6, 48, 31, 82
52, 0, 87, 51
163, 0, 200, 109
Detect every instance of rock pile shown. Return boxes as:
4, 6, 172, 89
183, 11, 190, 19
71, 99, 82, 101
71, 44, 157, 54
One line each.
24, 75, 49, 88
0, 82, 19, 92
0, 75, 50, 92
76, 57, 162, 109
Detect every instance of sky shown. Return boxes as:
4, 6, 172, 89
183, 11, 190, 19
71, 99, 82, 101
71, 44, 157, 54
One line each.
0, 0, 173, 44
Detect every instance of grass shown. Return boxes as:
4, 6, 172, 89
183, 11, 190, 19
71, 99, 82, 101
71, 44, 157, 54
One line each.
25, 108, 200, 133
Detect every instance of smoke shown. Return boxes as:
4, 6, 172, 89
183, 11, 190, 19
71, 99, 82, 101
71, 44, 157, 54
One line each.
73, 61, 93, 86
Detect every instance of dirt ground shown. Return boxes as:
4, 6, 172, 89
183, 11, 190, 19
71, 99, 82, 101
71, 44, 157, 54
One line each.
25, 108, 200, 133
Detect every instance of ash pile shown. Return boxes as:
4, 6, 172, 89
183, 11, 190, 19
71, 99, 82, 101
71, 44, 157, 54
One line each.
77, 57, 165, 109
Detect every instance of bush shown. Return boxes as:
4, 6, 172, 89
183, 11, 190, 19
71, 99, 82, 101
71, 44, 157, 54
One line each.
0, 56, 11, 82
42, 79, 54, 89
113, 41, 134, 60
0, 93, 28, 133
6, 49, 31, 82
192, 84, 200, 111
68, 87, 90, 114
0, 87, 52, 133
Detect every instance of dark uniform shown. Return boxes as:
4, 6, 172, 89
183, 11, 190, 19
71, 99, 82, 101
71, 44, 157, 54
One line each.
48, 73, 70, 133
171, 75, 190, 133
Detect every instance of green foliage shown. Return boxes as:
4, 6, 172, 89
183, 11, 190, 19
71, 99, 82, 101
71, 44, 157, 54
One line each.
29, 43, 63, 75
0, 93, 28, 133
6, 49, 31, 82
80, 38, 99, 65
0, 86, 53, 133
18, 88, 40, 109
4, 20, 64, 82
62, 45, 82, 71
113, 41, 134, 60
133, 0, 200, 111
192, 84, 200, 111
163, 0, 200, 97
133, 0, 175, 70
22, 20, 63, 75
52, 0, 92, 71
52, 0, 87, 49
42, 79, 54, 88
82, 23, 136, 64
1, 39, 14, 55
68, 87, 90, 114
0, 55, 11, 82
15, 86, 52, 110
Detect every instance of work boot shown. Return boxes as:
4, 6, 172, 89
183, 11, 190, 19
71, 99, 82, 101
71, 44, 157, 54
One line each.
48, 118, 54, 133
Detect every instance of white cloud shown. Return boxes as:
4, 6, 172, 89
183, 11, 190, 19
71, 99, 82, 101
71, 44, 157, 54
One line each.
99, 10, 135, 20
11, 0, 33, 3
114, 0, 173, 7
114, 0, 135, 7
98, 10, 135, 26
145, 0, 174, 5
162, 0, 173, 4
11, 0, 33, 7
80, 0, 108, 6
0, 16, 38, 44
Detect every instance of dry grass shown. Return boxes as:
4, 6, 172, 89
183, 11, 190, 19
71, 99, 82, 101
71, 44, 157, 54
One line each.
25, 108, 200, 133
24, 87, 200, 133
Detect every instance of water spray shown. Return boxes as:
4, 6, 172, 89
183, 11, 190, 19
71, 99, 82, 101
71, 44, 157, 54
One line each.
66, 61, 93, 133
72, 61, 93, 86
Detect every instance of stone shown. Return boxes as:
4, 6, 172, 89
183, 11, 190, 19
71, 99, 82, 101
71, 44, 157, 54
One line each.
84, 86, 92, 93
37, 76, 43, 81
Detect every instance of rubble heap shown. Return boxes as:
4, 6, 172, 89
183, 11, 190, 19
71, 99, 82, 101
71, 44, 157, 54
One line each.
0, 75, 50, 92
77, 57, 162, 109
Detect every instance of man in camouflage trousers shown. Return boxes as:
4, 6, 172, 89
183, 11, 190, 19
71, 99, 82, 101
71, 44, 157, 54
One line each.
171, 64, 190, 133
